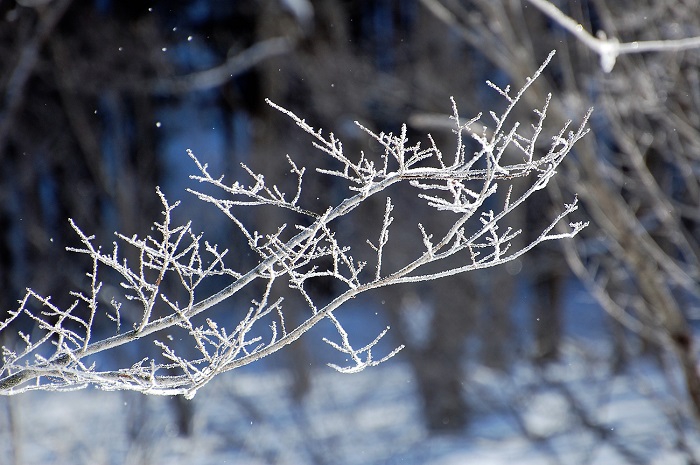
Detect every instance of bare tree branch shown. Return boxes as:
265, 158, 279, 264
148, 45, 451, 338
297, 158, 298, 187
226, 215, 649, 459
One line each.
0, 54, 588, 397
526, 0, 700, 72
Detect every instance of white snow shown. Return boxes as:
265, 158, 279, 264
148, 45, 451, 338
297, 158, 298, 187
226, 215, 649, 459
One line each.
2, 342, 699, 465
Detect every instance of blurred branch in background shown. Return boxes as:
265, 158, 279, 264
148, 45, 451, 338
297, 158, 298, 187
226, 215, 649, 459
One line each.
152, 37, 294, 95
526, 0, 700, 72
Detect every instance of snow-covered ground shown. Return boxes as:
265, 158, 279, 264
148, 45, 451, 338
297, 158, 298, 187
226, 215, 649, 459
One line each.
3, 335, 699, 465
2, 276, 698, 465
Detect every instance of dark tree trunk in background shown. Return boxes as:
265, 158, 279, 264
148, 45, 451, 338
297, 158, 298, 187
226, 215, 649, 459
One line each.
388, 275, 476, 432
480, 267, 516, 371
415, 279, 475, 430
172, 395, 195, 436
532, 269, 565, 364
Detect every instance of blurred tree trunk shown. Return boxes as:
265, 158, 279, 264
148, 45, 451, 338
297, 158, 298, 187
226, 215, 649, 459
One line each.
480, 267, 516, 370
532, 259, 566, 364
386, 276, 476, 431
416, 276, 475, 430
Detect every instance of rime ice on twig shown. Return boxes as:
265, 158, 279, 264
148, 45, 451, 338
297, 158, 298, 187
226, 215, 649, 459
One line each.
0, 51, 589, 395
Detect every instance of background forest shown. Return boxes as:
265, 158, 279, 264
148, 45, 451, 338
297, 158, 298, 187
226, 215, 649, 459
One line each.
1, 0, 700, 464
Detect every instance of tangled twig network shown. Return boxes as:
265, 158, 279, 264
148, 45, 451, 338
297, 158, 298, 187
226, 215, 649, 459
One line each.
0, 51, 589, 398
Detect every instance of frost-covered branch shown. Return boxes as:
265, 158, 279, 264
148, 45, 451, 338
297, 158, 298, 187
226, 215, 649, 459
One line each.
0, 52, 589, 397
526, 0, 700, 72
